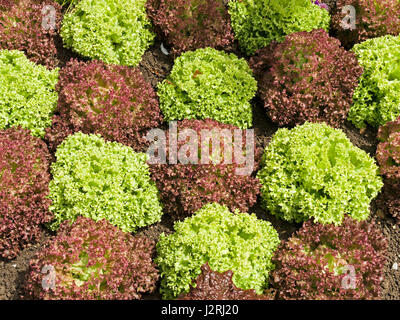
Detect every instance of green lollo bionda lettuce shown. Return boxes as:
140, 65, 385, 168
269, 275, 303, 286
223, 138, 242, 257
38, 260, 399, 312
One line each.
48, 132, 163, 232
228, 0, 330, 55
156, 203, 280, 299
257, 122, 383, 225
157, 48, 257, 129
60, 0, 155, 66
349, 35, 400, 128
0, 50, 58, 137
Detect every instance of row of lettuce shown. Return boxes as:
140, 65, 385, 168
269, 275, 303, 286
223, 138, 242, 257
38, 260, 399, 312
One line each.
3, 0, 400, 65
3, 10, 400, 135
0, 117, 395, 299
3, 0, 400, 130
5, 119, 388, 299
0, 0, 399, 299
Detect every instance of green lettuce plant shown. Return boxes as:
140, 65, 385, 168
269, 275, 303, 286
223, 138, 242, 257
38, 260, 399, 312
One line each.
60, 0, 155, 66
55, 0, 79, 5
228, 0, 330, 55
157, 48, 257, 129
0, 50, 58, 137
349, 35, 400, 128
48, 132, 163, 232
156, 203, 280, 299
257, 122, 383, 225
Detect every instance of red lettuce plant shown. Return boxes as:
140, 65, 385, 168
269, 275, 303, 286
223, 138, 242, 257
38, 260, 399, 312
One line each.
149, 119, 261, 219
271, 217, 387, 300
377, 117, 400, 181
146, 0, 234, 56
178, 263, 274, 300
0, 127, 52, 260
0, 0, 62, 69
0, 0, 12, 9
332, 0, 400, 48
377, 116, 400, 223
250, 29, 362, 128
24, 216, 159, 300
45, 59, 162, 153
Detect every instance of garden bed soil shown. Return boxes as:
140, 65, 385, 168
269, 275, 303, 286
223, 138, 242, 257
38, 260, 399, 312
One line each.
0, 30, 399, 300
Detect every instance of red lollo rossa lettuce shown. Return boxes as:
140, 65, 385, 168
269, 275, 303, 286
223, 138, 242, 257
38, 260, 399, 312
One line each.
146, 0, 234, 56
376, 116, 400, 223
0, 0, 62, 69
271, 217, 387, 300
377, 116, 400, 182
249, 29, 362, 128
0, 127, 52, 260
332, 0, 400, 48
0, 0, 12, 9
24, 216, 159, 300
178, 263, 275, 300
45, 59, 163, 153
148, 119, 261, 219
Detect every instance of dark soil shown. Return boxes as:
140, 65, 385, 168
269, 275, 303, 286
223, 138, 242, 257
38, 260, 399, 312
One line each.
1, 10, 399, 300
